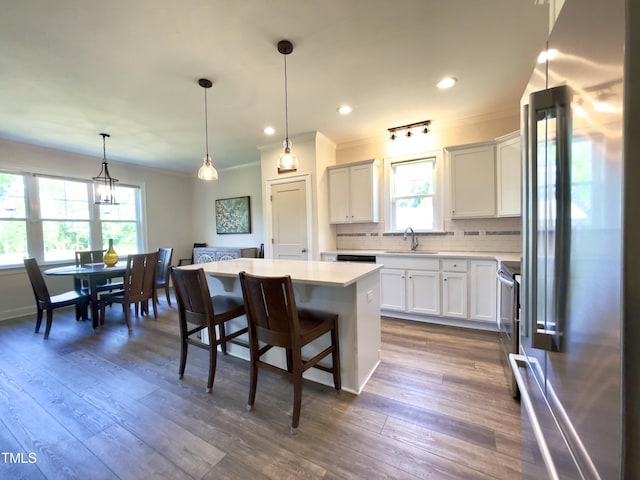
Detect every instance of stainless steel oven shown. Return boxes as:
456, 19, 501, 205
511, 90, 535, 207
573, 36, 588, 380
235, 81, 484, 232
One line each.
497, 260, 520, 398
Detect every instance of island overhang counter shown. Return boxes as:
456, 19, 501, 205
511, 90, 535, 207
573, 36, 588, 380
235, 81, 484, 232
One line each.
179, 258, 383, 394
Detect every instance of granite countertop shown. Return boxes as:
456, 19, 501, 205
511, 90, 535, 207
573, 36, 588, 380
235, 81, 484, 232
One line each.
323, 250, 521, 263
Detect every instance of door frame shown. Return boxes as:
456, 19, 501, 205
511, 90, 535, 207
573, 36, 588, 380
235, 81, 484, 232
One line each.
264, 174, 313, 260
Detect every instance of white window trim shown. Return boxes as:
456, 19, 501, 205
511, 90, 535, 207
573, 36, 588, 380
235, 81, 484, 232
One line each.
383, 149, 444, 233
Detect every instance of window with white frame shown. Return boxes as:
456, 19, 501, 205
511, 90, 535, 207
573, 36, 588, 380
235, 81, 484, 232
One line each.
0, 170, 142, 267
0, 172, 28, 265
385, 153, 443, 232
38, 176, 92, 262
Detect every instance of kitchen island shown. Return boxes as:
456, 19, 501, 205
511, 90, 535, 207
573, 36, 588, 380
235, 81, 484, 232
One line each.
179, 258, 383, 394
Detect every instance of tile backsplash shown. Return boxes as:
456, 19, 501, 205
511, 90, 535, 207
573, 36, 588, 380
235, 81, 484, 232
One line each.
335, 217, 522, 253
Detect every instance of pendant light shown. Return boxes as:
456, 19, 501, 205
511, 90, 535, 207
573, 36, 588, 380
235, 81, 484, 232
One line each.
92, 133, 119, 205
197, 78, 218, 181
276, 40, 298, 173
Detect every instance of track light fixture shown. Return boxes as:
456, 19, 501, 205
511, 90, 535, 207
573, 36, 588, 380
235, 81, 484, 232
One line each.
388, 120, 431, 141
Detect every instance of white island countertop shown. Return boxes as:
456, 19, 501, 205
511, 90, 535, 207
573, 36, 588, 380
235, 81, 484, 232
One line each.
180, 257, 383, 287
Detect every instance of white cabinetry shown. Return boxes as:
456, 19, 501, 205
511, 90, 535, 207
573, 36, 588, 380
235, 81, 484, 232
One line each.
446, 132, 521, 219
328, 159, 379, 224
447, 143, 496, 218
496, 132, 521, 217
441, 259, 468, 319
378, 256, 440, 315
470, 260, 497, 322
380, 268, 406, 311
406, 270, 440, 315
379, 254, 498, 327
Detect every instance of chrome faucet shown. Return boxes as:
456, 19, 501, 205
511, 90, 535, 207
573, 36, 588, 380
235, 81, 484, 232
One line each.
403, 227, 419, 251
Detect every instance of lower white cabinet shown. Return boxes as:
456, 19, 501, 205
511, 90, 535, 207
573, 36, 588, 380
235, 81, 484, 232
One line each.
379, 256, 440, 314
470, 260, 497, 322
441, 259, 468, 319
380, 268, 441, 315
380, 268, 406, 311
406, 270, 440, 315
379, 255, 497, 325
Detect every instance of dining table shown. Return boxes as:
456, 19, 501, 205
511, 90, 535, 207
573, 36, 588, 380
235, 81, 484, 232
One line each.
44, 261, 127, 329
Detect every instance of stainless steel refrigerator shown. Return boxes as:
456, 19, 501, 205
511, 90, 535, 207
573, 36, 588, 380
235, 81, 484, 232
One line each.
511, 0, 640, 478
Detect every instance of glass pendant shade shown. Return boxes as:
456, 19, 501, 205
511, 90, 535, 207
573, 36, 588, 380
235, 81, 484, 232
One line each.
277, 40, 298, 173
277, 138, 298, 172
197, 154, 218, 180
93, 133, 118, 205
197, 78, 217, 181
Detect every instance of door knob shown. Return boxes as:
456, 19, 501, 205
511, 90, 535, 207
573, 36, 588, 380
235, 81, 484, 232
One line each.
301, 248, 308, 253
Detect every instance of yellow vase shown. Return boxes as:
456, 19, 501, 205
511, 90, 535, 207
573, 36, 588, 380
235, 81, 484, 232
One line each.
104, 238, 119, 266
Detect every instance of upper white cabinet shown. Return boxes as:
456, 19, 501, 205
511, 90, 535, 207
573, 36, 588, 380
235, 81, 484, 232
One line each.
447, 143, 496, 218
328, 159, 379, 224
446, 132, 521, 219
496, 132, 521, 217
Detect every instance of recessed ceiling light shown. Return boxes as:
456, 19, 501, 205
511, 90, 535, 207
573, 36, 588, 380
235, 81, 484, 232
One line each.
337, 105, 352, 115
264, 126, 275, 135
437, 77, 457, 89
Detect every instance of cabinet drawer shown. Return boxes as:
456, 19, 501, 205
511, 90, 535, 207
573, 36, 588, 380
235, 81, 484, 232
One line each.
441, 259, 468, 272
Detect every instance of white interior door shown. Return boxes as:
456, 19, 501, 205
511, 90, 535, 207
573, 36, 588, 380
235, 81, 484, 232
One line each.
271, 179, 309, 260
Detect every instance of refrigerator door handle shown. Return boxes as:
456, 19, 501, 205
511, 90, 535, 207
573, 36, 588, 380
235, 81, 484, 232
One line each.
509, 353, 560, 480
528, 85, 571, 352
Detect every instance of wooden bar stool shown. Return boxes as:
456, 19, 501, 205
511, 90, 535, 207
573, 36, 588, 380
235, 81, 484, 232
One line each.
170, 266, 248, 393
239, 271, 341, 434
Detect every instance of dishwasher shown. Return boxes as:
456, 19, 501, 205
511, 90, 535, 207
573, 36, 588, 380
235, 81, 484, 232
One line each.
336, 254, 377, 263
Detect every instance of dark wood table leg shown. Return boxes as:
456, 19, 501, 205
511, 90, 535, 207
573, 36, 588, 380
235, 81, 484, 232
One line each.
89, 275, 100, 329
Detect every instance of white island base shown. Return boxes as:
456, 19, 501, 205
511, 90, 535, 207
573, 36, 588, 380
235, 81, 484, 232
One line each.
181, 258, 383, 394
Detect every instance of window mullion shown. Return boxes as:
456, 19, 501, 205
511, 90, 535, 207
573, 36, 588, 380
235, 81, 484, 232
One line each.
89, 183, 103, 249
25, 174, 44, 261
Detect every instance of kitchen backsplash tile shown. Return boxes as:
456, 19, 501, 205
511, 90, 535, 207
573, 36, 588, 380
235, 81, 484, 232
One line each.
335, 217, 521, 252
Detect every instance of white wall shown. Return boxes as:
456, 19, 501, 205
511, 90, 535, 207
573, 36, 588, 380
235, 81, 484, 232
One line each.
190, 162, 264, 253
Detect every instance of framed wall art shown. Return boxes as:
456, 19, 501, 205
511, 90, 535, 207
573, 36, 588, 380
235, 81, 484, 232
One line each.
215, 196, 251, 234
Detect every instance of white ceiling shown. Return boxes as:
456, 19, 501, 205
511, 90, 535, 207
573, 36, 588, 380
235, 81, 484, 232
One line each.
0, 0, 549, 174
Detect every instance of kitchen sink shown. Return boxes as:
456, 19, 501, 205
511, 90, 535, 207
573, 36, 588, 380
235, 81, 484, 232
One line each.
384, 250, 439, 254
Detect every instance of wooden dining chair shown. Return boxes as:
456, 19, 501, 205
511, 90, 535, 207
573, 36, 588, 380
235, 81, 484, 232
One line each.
74, 249, 123, 294
239, 271, 341, 434
154, 247, 173, 306
99, 251, 158, 331
23, 258, 91, 339
170, 266, 248, 393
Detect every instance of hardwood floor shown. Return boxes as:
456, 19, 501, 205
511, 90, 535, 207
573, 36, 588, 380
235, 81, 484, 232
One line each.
0, 296, 543, 479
